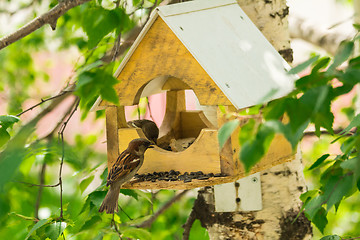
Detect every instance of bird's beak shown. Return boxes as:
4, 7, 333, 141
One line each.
148, 143, 155, 149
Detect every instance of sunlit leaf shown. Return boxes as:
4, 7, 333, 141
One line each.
0, 123, 35, 191
320, 235, 341, 240
339, 113, 360, 135
288, 55, 319, 75
328, 41, 354, 73
312, 207, 328, 233
44, 221, 66, 240
25, 219, 48, 240
308, 154, 330, 170
218, 119, 239, 149
80, 175, 95, 194
122, 227, 151, 240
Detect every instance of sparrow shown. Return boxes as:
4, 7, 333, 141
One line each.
127, 119, 159, 144
99, 138, 154, 214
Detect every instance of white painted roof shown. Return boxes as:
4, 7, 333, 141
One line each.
93, 0, 296, 110
155, 0, 296, 109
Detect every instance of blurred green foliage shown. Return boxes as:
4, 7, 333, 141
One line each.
219, 38, 360, 238
2, 0, 360, 239
0, 0, 208, 239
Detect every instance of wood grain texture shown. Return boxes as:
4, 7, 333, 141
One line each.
105, 107, 120, 170
158, 90, 186, 143
180, 110, 215, 138
99, 17, 231, 107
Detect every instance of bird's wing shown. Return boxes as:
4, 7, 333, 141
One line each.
107, 150, 140, 186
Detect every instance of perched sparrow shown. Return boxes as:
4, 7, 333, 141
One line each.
99, 138, 154, 214
127, 119, 159, 144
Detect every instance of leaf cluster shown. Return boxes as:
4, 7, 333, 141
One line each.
219, 39, 360, 234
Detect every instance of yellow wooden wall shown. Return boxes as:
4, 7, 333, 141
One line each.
99, 17, 231, 107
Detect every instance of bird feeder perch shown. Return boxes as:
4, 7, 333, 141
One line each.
92, 0, 297, 190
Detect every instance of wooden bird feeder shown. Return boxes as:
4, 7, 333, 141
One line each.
92, 0, 298, 189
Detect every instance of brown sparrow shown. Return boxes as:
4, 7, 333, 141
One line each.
99, 138, 154, 214
127, 119, 159, 144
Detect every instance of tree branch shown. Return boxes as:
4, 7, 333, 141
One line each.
303, 128, 355, 137
182, 208, 197, 240
289, 15, 354, 55
0, 0, 91, 50
16, 88, 73, 117
136, 190, 189, 228
57, 97, 80, 220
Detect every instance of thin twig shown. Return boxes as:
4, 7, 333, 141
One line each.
57, 97, 80, 220
304, 128, 355, 137
16, 90, 72, 117
33, 100, 77, 219
111, 215, 123, 239
182, 209, 197, 240
342, 237, 360, 240
15, 98, 78, 191
17, 181, 60, 187
0, 0, 91, 50
136, 190, 189, 228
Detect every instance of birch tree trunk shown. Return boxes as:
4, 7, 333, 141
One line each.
191, 1, 313, 239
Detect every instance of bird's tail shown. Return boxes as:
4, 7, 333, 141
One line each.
99, 182, 121, 214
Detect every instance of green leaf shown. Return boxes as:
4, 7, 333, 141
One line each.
79, 216, 102, 231
218, 119, 239, 149
44, 221, 66, 240
300, 190, 319, 203
122, 227, 151, 240
353, 23, 360, 31
0, 123, 35, 191
288, 55, 320, 75
88, 191, 107, 208
0, 128, 10, 148
312, 207, 328, 233
25, 219, 49, 240
238, 119, 256, 145
133, 190, 152, 203
304, 195, 324, 220
323, 174, 353, 210
263, 98, 286, 120
308, 154, 330, 170
80, 175, 95, 194
240, 122, 276, 172
311, 57, 331, 73
100, 85, 119, 105
341, 157, 360, 182
0, 115, 20, 128
339, 113, 360, 135
82, 8, 119, 49
120, 189, 138, 200
328, 41, 354, 73
320, 235, 341, 240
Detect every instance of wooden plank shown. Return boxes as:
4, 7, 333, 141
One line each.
162, 76, 192, 91
217, 106, 237, 175
119, 128, 221, 175
99, 17, 231, 107
180, 110, 215, 138
122, 154, 295, 189
106, 107, 119, 170
158, 90, 185, 143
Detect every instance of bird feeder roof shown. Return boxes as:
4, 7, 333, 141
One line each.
93, 0, 296, 110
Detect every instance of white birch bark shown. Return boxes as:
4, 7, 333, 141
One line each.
192, 1, 312, 239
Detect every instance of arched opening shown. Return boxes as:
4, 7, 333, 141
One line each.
123, 76, 216, 152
